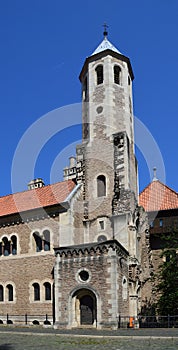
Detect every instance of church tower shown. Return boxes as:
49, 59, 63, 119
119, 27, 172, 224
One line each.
56, 32, 150, 329
76, 30, 139, 253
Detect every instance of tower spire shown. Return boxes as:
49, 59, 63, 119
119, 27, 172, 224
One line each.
103, 23, 108, 38
153, 167, 158, 181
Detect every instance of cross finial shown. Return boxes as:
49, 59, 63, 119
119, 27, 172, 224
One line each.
153, 167, 158, 181
103, 23, 108, 38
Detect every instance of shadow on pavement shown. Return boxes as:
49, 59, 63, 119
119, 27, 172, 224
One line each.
0, 345, 13, 350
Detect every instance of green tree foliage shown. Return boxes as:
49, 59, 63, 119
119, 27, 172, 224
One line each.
156, 228, 178, 315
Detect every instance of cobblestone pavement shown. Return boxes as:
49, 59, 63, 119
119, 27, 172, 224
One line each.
0, 327, 177, 350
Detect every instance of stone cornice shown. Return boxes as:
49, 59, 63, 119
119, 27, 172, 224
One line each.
54, 239, 129, 259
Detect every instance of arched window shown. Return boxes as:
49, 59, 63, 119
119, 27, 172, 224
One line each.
11, 236, 17, 255
43, 230, 50, 251
3, 237, 10, 256
122, 277, 128, 300
95, 65, 103, 85
33, 232, 42, 252
0, 285, 4, 302
114, 65, 121, 85
44, 282, 51, 301
33, 283, 40, 301
0, 242, 2, 256
83, 76, 88, 101
97, 175, 106, 197
7, 284, 13, 301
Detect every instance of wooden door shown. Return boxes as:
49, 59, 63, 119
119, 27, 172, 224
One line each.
80, 295, 94, 325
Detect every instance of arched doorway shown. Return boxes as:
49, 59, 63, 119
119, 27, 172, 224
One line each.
71, 288, 97, 327
80, 295, 94, 325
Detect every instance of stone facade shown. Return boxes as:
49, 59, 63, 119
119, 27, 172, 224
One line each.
0, 35, 155, 328
0, 211, 60, 324
54, 240, 129, 329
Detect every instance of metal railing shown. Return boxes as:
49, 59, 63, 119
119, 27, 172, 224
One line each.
0, 313, 178, 328
138, 315, 178, 328
118, 315, 178, 328
0, 313, 53, 326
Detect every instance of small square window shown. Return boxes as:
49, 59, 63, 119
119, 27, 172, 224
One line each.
99, 221, 104, 230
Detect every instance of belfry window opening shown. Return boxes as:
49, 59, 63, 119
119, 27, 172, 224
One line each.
114, 65, 121, 85
83, 76, 88, 101
96, 65, 103, 85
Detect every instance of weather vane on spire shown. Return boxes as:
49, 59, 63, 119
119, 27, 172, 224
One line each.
103, 23, 108, 38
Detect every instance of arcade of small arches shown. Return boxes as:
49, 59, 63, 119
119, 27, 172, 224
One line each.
32, 229, 51, 253
30, 281, 52, 302
95, 64, 123, 86
0, 235, 17, 256
0, 229, 52, 257
83, 63, 129, 101
0, 283, 15, 302
0, 280, 53, 304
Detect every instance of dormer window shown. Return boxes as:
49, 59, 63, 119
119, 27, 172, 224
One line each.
96, 65, 103, 85
114, 65, 121, 85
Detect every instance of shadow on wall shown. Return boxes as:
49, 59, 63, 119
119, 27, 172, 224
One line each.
0, 345, 13, 350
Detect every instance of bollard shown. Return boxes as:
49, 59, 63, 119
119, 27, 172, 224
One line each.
129, 316, 134, 328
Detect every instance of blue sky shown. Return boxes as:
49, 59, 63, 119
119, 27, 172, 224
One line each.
0, 0, 178, 196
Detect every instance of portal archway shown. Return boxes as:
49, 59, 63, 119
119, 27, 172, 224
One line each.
70, 288, 97, 327
80, 294, 94, 325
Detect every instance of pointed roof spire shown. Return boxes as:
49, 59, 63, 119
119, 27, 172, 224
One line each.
153, 167, 158, 181
91, 24, 122, 56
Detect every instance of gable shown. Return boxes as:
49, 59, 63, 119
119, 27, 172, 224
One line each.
139, 180, 178, 212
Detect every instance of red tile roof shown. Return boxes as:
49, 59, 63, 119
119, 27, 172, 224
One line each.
139, 180, 178, 212
0, 180, 76, 217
